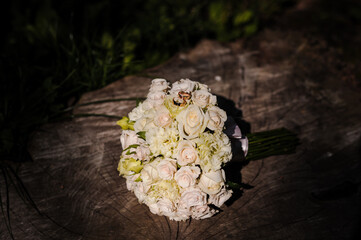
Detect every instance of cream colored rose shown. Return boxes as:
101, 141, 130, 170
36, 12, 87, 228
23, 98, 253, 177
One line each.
157, 158, 177, 180
179, 187, 207, 209
206, 106, 227, 131
150, 78, 169, 92
154, 106, 172, 128
169, 208, 191, 221
208, 188, 233, 207
157, 198, 175, 216
176, 105, 208, 139
133, 108, 156, 132
147, 91, 166, 106
174, 166, 201, 188
141, 163, 159, 185
191, 205, 216, 220
197, 82, 210, 91
128, 102, 146, 121
176, 140, 199, 166
170, 78, 196, 94
120, 130, 140, 149
198, 169, 225, 195
133, 117, 144, 132
192, 90, 216, 108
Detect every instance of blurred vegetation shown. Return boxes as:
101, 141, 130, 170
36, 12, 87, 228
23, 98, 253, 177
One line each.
0, 0, 296, 163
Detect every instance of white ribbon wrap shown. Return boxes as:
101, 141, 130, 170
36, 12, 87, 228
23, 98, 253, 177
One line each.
224, 116, 248, 157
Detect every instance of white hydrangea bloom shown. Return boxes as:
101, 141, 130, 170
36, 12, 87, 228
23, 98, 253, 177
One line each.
195, 131, 232, 172
146, 124, 179, 158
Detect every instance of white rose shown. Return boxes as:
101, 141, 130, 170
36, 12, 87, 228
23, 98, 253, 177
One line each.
148, 202, 160, 215
197, 83, 210, 91
133, 117, 146, 132
174, 166, 201, 188
169, 208, 191, 221
120, 130, 140, 149
125, 173, 140, 191
209, 188, 233, 207
135, 145, 151, 161
206, 106, 227, 131
154, 106, 172, 128
176, 105, 208, 139
147, 91, 166, 106
192, 90, 216, 108
133, 182, 150, 203
176, 140, 199, 166
191, 205, 217, 220
149, 78, 169, 92
179, 187, 207, 209
157, 158, 177, 180
157, 198, 175, 216
128, 102, 146, 121
133, 107, 156, 132
198, 170, 225, 195
141, 163, 159, 185
170, 79, 196, 94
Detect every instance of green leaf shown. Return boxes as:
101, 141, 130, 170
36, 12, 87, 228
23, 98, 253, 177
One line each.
234, 10, 253, 25
116, 116, 134, 130
101, 32, 114, 50
137, 131, 146, 140
126, 150, 136, 155
226, 181, 241, 190
123, 144, 140, 151
117, 116, 130, 130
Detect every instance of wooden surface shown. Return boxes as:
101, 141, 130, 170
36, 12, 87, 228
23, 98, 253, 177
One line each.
2, 4, 361, 240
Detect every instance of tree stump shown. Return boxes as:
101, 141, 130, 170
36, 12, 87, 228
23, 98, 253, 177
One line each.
2, 7, 361, 240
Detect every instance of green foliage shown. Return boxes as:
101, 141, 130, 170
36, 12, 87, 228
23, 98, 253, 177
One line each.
0, 0, 296, 162
137, 131, 147, 141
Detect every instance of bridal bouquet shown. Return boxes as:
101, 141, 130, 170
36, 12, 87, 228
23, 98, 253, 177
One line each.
117, 78, 247, 221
